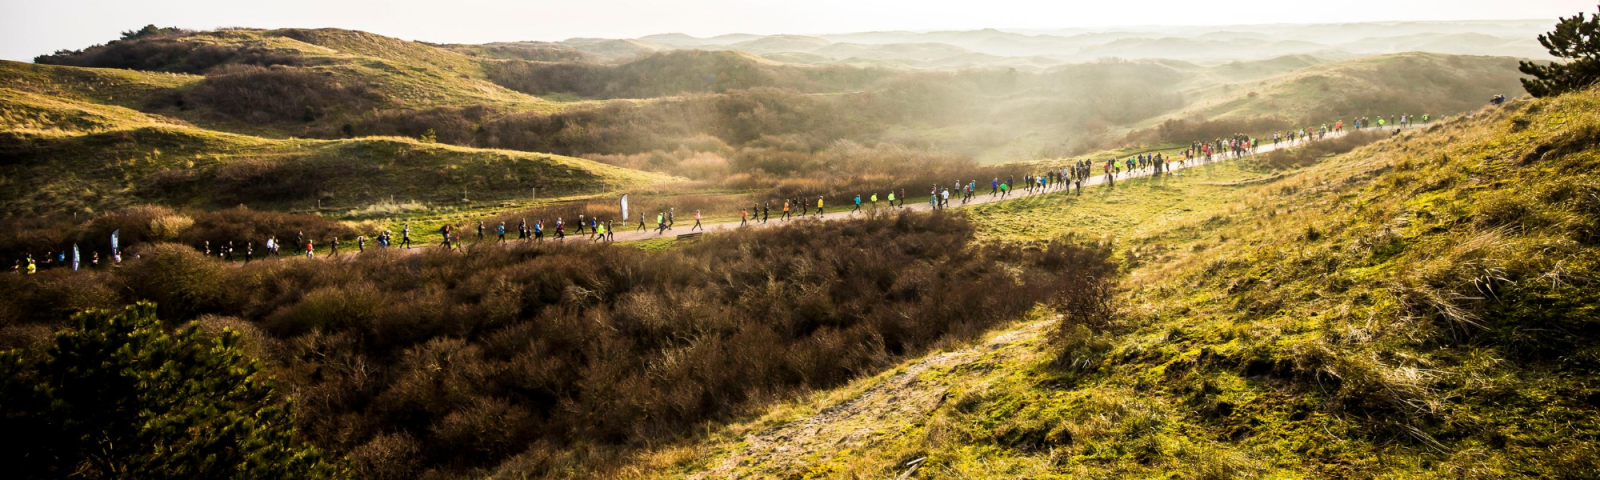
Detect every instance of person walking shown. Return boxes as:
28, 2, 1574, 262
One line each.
476, 221, 485, 242
400, 224, 412, 249
305, 239, 315, 259
331, 237, 341, 257
782, 199, 792, 221
358, 236, 366, 252
816, 196, 825, 218
498, 222, 508, 244
692, 210, 704, 231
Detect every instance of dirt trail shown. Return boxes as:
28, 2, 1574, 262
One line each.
688, 319, 1053, 479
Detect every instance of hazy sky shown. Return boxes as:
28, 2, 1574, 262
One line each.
2, 0, 1592, 61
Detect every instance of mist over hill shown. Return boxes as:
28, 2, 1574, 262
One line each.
593, 20, 1553, 70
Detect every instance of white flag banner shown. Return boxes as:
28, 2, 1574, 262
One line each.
111, 229, 120, 251
620, 194, 629, 221
72, 244, 80, 271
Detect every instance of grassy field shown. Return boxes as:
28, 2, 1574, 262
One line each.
615, 87, 1600, 478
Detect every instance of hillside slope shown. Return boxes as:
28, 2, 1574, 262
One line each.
1185, 52, 1527, 123
0, 80, 671, 216
632, 87, 1600, 478
30, 28, 561, 137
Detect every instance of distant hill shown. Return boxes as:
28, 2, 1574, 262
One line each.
720, 35, 831, 54
558, 38, 671, 60
812, 42, 972, 62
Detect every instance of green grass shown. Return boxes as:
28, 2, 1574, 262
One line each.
970, 161, 1265, 243
631, 87, 1600, 479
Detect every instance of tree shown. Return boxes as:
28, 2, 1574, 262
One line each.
1521, 4, 1600, 97
120, 24, 180, 41
0, 302, 342, 479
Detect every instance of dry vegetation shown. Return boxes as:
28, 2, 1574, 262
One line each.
0, 213, 1115, 479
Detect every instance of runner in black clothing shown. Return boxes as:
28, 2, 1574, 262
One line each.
400, 225, 412, 249
762, 202, 770, 223
477, 221, 484, 241
330, 237, 340, 257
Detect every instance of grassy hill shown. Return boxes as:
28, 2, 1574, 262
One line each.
30, 28, 561, 137
1185, 52, 1527, 123
631, 86, 1600, 478
0, 76, 670, 216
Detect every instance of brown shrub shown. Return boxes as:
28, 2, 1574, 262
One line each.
2, 212, 1116, 478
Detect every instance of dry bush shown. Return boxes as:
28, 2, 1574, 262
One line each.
179, 65, 384, 123
36, 36, 303, 73
148, 212, 194, 240
2, 212, 1116, 478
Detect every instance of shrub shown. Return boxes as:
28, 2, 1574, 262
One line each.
148, 212, 194, 240
0, 302, 338, 479
0, 212, 1116, 478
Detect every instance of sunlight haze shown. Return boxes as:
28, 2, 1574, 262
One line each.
1, 0, 1591, 61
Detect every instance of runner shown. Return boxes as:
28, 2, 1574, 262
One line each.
692, 210, 704, 231
477, 221, 484, 242
498, 222, 508, 244
762, 202, 770, 223
358, 236, 366, 252
816, 196, 825, 218
852, 194, 862, 213
656, 212, 667, 235
331, 237, 341, 256
305, 239, 315, 258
